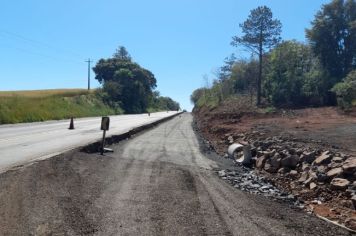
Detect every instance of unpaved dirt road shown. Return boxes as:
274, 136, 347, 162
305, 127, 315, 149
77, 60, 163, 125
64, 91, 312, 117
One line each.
0, 114, 351, 235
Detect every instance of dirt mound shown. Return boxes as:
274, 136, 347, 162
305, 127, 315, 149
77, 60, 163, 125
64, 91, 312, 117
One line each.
194, 105, 356, 231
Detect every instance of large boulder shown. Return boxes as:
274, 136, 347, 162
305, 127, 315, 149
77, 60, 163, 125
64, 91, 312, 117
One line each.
342, 157, 356, 174
351, 181, 356, 190
281, 155, 299, 169
304, 177, 314, 186
271, 154, 281, 168
300, 151, 316, 164
332, 156, 344, 163
289, 170, 298, 178
313, 151, 332, 165
278, 167, 290, 174
317, 165, 328, 174
317, 172, 328, 182
264, 155, 281, 173
256, 155, 268, 169
308, 170, 318, 179
298, 171, 309, 183
328, 161, 342, 169
309, 182, 317, 190
302, 163, 311, 171
261, 150, 275, 158
326, 167, 343, 178
264, 161, 274, 173
330, 178, 350, 190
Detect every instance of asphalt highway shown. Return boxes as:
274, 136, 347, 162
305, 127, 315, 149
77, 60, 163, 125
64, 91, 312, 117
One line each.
0, 111, 178, 173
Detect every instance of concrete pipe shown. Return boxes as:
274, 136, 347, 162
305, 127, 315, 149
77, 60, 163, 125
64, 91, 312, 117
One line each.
228, 143, 252, 165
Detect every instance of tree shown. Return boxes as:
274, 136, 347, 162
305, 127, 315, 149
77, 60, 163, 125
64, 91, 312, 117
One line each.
157, 97, 180, 111
113, 46, 132, 61
265, 41, 312, 106
306, 0, 356, 82
264, 40, 336, 107
231, 6, 282, 106
190, 88, 205, 106
218, 54, 236, 82
230, 59, 258, 92
214, 55, 236, 103
230, 59, 259, 104
94, 48, 157, 113
148, 91, 180, 111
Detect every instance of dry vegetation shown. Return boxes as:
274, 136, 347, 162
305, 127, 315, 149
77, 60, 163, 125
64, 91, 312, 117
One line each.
0, 89, 117, 124
0, 89, 92, 98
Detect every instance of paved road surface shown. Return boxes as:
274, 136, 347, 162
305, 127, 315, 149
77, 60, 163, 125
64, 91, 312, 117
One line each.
0, 114, 349, 235
0, 111, 177, 173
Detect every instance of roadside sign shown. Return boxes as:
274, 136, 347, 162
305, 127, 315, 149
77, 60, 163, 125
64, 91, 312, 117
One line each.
100, 116, 110, 155
101, 117, 110, 131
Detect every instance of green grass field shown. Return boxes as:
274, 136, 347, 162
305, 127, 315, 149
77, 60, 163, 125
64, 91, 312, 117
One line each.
0, 89, 119, 124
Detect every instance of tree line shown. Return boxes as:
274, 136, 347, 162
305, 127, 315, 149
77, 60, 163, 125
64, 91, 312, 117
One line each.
191, 0, 356, 110
93, 46, 180, 114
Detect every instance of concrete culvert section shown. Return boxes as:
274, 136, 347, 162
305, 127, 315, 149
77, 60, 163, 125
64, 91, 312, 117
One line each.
228, 143, 252, 165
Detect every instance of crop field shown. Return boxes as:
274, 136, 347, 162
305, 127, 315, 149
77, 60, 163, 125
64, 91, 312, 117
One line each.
0, 89, 92, 98
0, 89, 117, 124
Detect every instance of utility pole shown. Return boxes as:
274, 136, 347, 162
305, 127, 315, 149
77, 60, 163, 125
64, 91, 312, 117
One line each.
85, 58, 92, 90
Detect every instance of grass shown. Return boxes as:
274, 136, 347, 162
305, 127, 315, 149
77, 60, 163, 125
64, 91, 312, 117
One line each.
0, 89, 92, 98
0, 89, 120, 124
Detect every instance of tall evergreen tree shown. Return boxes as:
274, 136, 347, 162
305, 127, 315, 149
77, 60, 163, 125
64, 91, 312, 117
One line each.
232, 6, 282, 106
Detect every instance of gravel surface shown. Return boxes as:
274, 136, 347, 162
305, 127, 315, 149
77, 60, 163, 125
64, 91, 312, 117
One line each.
0, 114, 351, 235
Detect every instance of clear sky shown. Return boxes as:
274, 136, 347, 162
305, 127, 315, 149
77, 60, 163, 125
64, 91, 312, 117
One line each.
0, 0, 330, 111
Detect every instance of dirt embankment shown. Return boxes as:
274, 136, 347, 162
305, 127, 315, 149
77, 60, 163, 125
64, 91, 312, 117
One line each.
194, 104, 356, 231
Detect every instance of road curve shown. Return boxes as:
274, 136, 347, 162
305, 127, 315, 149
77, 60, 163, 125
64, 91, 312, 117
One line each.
0, 111, 178, 173
0, 113, 349, 235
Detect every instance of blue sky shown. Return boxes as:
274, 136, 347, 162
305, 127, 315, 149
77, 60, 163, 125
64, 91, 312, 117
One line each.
0, 0, 329, 111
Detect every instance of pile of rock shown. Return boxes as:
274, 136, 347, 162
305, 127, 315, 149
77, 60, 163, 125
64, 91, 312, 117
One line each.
227, 133, 356, 205
216, 168, 304, 208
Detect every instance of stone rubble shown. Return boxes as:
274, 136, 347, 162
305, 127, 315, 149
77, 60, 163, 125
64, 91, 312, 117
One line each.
216, 167, 304, 209
225, 133, 355, 198
215, 131, 356, 230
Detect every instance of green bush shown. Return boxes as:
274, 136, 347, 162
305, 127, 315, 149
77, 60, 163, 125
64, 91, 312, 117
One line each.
332, 70, 356, 110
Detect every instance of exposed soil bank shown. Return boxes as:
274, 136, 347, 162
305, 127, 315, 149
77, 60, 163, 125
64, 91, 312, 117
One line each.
193, 105, 356, 231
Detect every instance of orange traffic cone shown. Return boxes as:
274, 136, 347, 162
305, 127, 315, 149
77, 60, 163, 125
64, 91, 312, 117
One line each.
69, 117, 74, 130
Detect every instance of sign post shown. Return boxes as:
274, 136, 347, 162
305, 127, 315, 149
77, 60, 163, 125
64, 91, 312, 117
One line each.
100, 117, 110, 155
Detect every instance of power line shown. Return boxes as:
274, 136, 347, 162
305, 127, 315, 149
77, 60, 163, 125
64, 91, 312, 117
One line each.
0, 42, 63, 62
0, 29, 84, 59
0, 30, 97, 88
